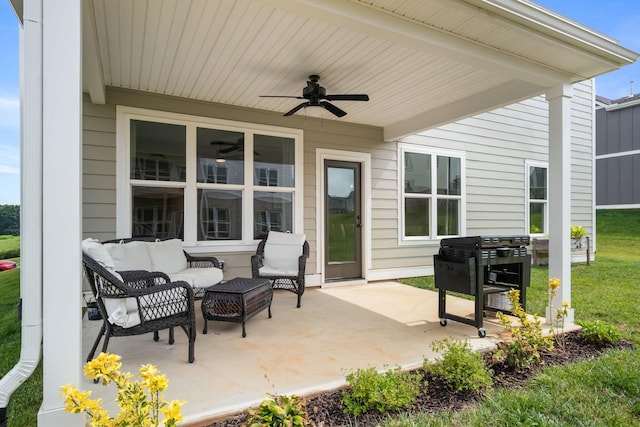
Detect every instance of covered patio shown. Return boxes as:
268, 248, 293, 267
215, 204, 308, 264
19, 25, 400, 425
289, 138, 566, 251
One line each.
3, 0, 638, 425
81, 282, 510, 425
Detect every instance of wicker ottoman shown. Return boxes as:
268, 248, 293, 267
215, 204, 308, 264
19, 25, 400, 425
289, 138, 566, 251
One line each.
201, 277, 273, 337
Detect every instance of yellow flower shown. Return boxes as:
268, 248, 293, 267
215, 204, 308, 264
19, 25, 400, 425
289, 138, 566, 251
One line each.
84, 353, 122, 384
62, 353, 186, 427
139, 363, 158, 380
562, 301, 569, 308
548, 278, 560, 290
160, 400, 185, 422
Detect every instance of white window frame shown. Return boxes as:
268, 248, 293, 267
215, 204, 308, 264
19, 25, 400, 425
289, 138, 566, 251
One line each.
116, 106, 304, 252
398, 143, 466, 245
525, 160, 548, 236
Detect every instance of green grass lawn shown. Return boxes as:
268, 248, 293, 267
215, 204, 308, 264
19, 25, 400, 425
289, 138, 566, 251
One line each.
0, 235, 20, 259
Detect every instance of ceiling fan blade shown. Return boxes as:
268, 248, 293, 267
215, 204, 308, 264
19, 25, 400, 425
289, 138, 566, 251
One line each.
284, 102, 309, 116
260, 95, 305, 99
219, 145, 241, 154
321, 101, 347, 117
324, 94, 369, 101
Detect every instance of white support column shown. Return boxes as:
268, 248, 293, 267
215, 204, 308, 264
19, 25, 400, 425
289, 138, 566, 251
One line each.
545, 83, 574, 324
37, 0, 84, 424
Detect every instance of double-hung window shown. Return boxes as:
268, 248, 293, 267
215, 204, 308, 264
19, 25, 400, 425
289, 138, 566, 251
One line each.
526, 161, 548, 235
399, 144, 465, 242
118, 107, 303, 249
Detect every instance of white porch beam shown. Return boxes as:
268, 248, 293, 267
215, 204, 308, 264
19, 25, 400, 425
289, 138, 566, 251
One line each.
545, 83, 574, 323
82, 0, 105, 104
384, 80, 543, 141
37, 0, 84, 424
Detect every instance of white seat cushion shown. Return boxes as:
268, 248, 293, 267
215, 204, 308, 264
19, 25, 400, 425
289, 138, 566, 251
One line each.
147, 239, 188, 275
261, 231, 305, 276
169, 267, 223, 288
104, 241, 153, 271
103, 297, 140, 328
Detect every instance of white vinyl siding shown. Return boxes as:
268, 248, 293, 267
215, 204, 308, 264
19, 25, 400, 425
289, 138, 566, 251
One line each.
81, 80, 595, 280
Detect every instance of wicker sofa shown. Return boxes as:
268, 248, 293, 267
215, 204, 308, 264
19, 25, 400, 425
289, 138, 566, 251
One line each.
97, 237, 224, 299
81, 237, 224, 363
82, 250, 197, 363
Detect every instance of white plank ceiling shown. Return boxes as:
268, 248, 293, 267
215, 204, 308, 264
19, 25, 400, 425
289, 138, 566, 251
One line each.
84, 0, 637, 138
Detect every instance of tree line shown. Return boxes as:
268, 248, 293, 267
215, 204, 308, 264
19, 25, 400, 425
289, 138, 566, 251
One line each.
0, 205, 20, 235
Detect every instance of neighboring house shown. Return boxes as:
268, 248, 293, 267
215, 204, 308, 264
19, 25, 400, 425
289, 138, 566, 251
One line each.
2, 0, 638, 425
595, 93, 640, 209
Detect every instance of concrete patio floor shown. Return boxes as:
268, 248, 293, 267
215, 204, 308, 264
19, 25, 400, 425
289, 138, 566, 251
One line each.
81, 281, 515, 426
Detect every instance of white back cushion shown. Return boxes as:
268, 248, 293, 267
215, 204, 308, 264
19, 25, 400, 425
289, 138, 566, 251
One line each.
81, 238, 122, 281
104, 241, 153, 271
262, 232, 305, 274
147, 239, 187, 274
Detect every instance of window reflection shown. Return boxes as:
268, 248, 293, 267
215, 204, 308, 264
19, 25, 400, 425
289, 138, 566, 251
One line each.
198, 190, 242, 240
132, 187, 184, 239
254, 191, 293, 239
197, 128, 244, 184
254, 135, 295, 187
404, 152, 431, 193
130, 120, 186, 182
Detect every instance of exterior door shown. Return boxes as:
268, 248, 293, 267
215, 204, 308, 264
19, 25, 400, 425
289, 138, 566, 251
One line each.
325, 160, 362, 280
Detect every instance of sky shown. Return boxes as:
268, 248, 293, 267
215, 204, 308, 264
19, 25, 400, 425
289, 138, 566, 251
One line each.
0, 1, 639, 205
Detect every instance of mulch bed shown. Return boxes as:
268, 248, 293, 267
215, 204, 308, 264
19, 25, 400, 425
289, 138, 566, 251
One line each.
205, 330, 633, 427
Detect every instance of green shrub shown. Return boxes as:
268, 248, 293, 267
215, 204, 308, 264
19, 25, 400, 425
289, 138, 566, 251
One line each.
425, 338, 493, 393
342, 366, 423, 416
570, 225, 588, 239
577, 320, 621, 346
494, 290, 553, 368
246, 393, 307, 427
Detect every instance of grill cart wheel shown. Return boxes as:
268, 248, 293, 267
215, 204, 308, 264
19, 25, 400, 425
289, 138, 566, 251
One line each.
440, 319, 447, 326
478, 328, 487, 338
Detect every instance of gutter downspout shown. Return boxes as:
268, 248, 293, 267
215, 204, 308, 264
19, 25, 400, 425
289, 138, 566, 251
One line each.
0, 1, 43, 425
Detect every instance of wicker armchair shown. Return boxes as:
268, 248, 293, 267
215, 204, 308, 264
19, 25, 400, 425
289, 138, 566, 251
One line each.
82, 253, 196, 363
251, 232, 309, 308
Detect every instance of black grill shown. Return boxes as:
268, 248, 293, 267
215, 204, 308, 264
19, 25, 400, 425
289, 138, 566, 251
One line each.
433, 235, 531, 337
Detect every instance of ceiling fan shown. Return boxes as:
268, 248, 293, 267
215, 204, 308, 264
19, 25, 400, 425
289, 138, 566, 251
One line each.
261, 75, 369, 117
211, 140, 244, 154
210, 139, 259, 157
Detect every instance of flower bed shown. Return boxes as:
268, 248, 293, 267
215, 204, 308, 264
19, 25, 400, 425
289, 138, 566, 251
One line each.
206, 330, 633, 427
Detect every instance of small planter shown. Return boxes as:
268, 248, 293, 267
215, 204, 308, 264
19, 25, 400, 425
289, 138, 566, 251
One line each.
86, 302, 102, 320
572, 237, 584, 250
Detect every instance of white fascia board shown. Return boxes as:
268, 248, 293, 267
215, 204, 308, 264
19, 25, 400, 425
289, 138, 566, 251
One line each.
601, 98, 640, 111
384, 80, 544, 141
471, 0, 639, 66
257, 0, 567, 87
82, 0, 105, 104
